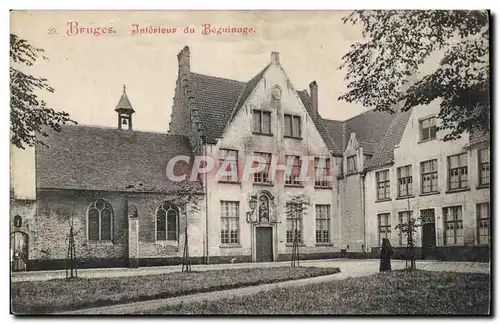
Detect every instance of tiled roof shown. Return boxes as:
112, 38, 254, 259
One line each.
322, 119, 344, 152
469, 129, 490, 146
365, 109, 412, 170
233, 65, 270, 118
36, 125, 197, 192
189, 73, 246, 143
297, 90, 342, 155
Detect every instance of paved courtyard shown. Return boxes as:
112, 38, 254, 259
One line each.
12, 258, 490, 283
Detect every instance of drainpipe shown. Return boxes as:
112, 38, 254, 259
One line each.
204, 142, 210, 264
361, 170, 367, 257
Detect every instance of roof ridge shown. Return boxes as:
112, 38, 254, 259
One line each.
57, 124, 186, 137
190, 72, 246, 84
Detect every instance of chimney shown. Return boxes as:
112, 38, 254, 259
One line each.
177, 46, 191, 76
309, 81, 318, 115
271, 52, 280, 65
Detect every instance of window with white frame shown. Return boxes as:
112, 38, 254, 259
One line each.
443, 206, 464, 245
218, 149, 238, 182
448, 153, 468, 190
477, 202, 490, 245
421, 159, 438, 193
398, 211, 412, 246
156, 202, 179, 241
220, 201, 240, 244
285, 155, 301, 186
478, 148, 490, 186
314, 157, 331, 187
419, 116, 437, 141
253, 152, 272, 184
88, 200, 113, 241
315, 205, 331, 244
376, 170, 390, 200
397, 165, 413, 197
377, 213, 391, 246
286, 203, 303, 244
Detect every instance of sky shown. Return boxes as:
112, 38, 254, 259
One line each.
10, 10, 370, 198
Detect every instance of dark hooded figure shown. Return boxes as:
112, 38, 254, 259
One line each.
379, 238, 393, 272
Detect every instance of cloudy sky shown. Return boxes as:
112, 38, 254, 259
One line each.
10, 10, 368, 198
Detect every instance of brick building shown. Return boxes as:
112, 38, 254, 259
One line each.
10, 46, 490, 270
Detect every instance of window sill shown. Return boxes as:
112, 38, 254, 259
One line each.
314, 186, 332, 190
420, 191, 440, 197
286, 243, 305, 247
252, 132, 273, 137
253, 182, 274, 187
220, 244, 242, 248
284, 184, 304, 188
476, 184, 490, 190
315, 243, 333, 247
284, 136, 303, 140
418, 138, 437, 144
375, 198, 392, 203
345, 172, 359, 176
446, 188, 470, 194
396, 195, 415, 200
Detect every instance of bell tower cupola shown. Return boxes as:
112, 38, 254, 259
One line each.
115, 85, 135, 130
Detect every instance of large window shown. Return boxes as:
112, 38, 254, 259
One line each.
347, 156, 357, 174
286, 203, 303, 244
220, 201, 240, 244
218, 149, 238, 182
397, 165, 413, 197
88, 200, 113, 241
398, 211, 412, 246
314, 157, 331, 187
478, 148, 490, 186
156, 202, 179, 241
252, 110, 272, 135
477, 202, 490, 245
377, 213, 391, 246
284, 114, 302, 138
376, 170, 390, 200
315, 205, 331, 244
419, 116, 437, 141
421, 159, 438, 193
253, 152, 272, 184
448, 153, 468, 190
285, 155, 301, 186
443, 206, 463, 245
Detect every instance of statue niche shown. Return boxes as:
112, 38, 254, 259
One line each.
258, 194, 270, 223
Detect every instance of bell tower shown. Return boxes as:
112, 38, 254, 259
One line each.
115, 85, 135, 130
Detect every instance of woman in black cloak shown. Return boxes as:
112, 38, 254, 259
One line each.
379, 238, 393, 272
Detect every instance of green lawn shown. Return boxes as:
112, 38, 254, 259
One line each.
149, 270, 490, 315
11, 266, 340, 314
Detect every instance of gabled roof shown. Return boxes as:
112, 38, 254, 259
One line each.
365, 109, 412, 170
187, 67, 342, 155
189, 73, 246, 143
297, 90, 342, 155
36, 125, 197, 192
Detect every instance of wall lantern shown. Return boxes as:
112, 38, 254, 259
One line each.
246, 195, 258, 222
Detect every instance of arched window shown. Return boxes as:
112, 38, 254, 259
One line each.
156, 202, 179, 241
87, 200, 113, 241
